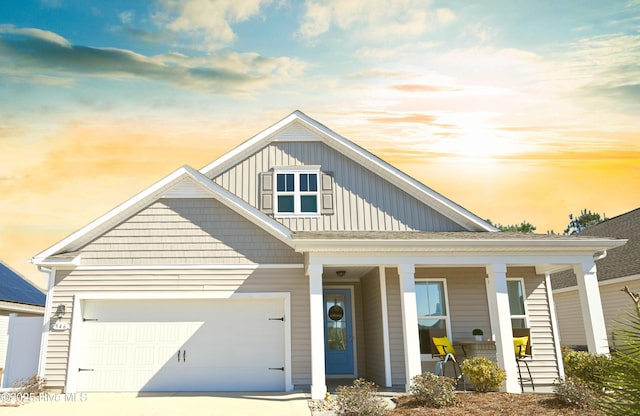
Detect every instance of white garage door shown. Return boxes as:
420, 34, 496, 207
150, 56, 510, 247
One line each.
76, 298, 285, 392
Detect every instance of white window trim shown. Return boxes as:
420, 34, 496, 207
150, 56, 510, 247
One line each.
415, 278, 452, 361
507, 277, 529, 328
274, 167, 321, 217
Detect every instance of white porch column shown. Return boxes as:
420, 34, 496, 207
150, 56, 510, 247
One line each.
378, 266, 393, 388
397, 263, 422, 390
307, 263, 327, 399
486, 264, 520, 393
574, 260, 609, 354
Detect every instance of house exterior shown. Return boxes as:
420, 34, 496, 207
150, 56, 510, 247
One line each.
552, 208, 640, 349
0, 261, 45, 383
31, 111, 625, 398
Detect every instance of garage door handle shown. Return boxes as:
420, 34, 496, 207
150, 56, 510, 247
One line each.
177, 350, 181, 362
183, 350, 186, 362
268, 367, 284, 371
78, 368, 94, 372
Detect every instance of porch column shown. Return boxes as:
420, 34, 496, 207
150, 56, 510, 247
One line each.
307, 263, 327, 399
574, 260, 609, 354
397, 263, 422, 390
485, 264, 520, 393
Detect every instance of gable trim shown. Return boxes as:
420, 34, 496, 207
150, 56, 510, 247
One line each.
31, 166, 293, 264
200, 111, 496, 232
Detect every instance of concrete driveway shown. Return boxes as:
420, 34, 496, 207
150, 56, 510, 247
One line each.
1, 392, 312, 416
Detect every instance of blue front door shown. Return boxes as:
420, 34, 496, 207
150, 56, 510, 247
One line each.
323, 288, 354, 375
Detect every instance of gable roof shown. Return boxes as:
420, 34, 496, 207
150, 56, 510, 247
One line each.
552, 207, 640, 289
31, 165, 293, 264
0, 261, 45, 306
200, 111, 497, 232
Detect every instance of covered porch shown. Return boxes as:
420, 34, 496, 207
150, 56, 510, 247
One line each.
295, 232, 625, 399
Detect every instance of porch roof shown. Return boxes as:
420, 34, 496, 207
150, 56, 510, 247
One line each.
292, 231, 627, 254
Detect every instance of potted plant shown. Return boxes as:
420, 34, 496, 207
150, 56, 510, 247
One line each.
472, 328, 483, 341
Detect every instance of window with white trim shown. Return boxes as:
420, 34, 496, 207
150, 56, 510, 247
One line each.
274, 169, 320, 215
415, 279, 449, 355
507, 278, 528, 328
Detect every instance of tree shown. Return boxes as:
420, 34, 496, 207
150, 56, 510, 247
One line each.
563, 209, 607, 235
486, 219, 536, 233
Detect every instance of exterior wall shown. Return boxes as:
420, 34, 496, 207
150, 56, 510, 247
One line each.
79, 198, 301, 266
554, 276, 640, 348
509, 267, 560, 389
360, 268, 385, 385
0, 314, 8, 371
213, 138, 465, 233
44, 267, 309, 390
384, 268, 406, 386
385, 266, 560, 390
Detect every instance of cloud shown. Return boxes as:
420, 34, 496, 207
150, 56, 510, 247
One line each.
0, 25, 306, 94
152, 0, 273, 47
298, 0, 451, 41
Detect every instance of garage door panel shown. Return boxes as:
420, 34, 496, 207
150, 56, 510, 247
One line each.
77, 298, 285, 392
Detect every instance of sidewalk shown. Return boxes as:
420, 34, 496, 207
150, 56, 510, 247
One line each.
0, 392, 312, 416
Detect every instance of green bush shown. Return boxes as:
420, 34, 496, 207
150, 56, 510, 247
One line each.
335, 378, 388, 416
554, 377, 595, 409
562, 348, 611, 392
459, 357, 506, 392
409, 372, 457, 408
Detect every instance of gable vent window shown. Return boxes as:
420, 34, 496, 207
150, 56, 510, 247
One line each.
275, 170, 319, 216
260, 168, 334, 216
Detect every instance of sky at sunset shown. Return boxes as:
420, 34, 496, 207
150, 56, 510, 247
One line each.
1, 0, 639, 288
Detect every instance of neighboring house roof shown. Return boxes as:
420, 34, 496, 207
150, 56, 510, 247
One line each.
0, 261, 45, 307
201, 110, 498, 232
552, 208, 640, 289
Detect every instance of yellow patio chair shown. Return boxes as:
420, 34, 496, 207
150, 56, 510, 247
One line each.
426, 328, 465, 390
513, 328, 535, 392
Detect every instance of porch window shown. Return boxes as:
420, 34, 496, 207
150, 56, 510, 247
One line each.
507, 278, 528, 328
274, 169, 320, 216
415, 280, 449, 355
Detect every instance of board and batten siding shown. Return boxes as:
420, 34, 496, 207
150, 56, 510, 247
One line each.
79, 198, 301, 266
360, 268, 386, 385
212, 129, 465, 233
554, 277, 640, 348
45, 268, 309, 391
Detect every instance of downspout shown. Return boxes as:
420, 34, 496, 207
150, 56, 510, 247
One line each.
36, 265, 55, 378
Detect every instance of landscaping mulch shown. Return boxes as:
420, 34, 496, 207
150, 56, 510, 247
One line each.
391, 392, 603, 416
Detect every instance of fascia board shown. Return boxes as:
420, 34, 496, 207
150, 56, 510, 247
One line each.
200, 110, 496, 232
293, 238, 627, 253
32, 166, 293, 263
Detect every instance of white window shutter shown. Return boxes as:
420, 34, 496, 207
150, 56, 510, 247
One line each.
260, 172, 274, 214
320, 172, 334, 215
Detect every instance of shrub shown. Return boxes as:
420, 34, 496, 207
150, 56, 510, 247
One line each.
554, 377, 595, 409
562, 348, 611, 391
459, 357, 506, 392
409, 372, 457, 408
335, 378, 387, 416
10, 375, 47, 405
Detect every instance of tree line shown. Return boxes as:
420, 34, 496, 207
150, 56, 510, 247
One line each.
486, 209, 607, 235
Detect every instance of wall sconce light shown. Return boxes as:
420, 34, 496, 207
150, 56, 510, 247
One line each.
54, 304, 66, 318
336, 270, 346, 277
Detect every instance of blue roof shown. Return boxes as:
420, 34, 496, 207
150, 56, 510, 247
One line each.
0, 261, 45, 306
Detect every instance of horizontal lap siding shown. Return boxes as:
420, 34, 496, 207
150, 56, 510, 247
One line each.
361, 269, 385, 385
509, 267, 560, 388
554, 277, 640, 348
45, 268, 310, 390
415, 267, 490, 342
213, 134, 465, 232
80, 199, 301, 266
